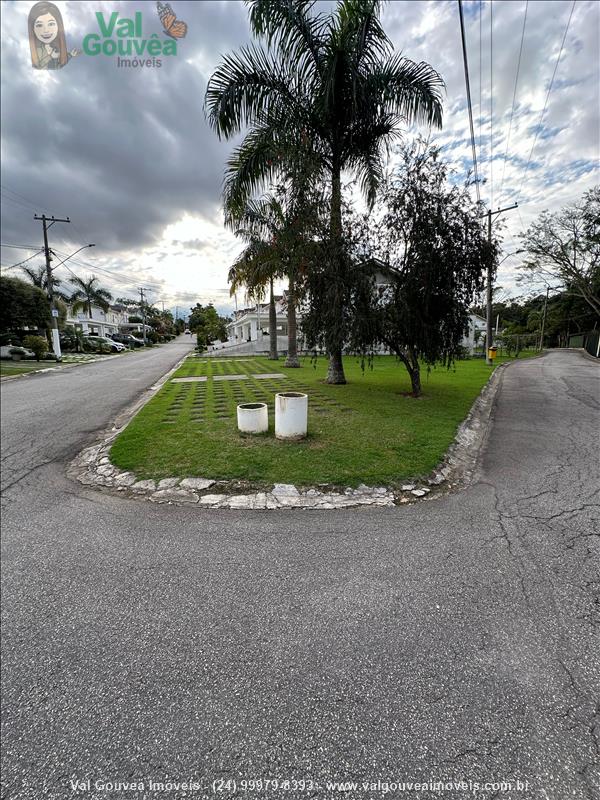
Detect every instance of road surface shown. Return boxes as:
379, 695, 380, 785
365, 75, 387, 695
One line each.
1, 347, 599, 799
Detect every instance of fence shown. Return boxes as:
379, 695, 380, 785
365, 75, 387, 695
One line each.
568, 330, 600, 358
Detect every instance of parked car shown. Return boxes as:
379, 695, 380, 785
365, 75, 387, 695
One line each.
110, 333, 145, 348
84, 335, 126, 353
184, 329, 191, 335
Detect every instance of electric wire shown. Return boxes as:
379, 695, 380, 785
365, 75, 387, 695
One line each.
516, 0, 576, 202
498, 1, 529, 204
0, 250, 45, 271
458, 0, 481, 206
490, 0, 494, 209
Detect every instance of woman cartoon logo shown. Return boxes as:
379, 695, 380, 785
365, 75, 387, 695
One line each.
28, 1, 79, 69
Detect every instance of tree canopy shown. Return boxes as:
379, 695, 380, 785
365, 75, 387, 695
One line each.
334, 144, 492, 396
0, 276, 52, 333
205, 0, 444, 383
519, 186, 600, 317
188, 303, 229, 351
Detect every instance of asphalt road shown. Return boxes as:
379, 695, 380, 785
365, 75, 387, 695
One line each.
1, 347, 598, 800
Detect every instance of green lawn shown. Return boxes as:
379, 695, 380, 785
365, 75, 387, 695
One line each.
110, 353, 526, 488
0, 360, 58, 377
0, 351, 129, 378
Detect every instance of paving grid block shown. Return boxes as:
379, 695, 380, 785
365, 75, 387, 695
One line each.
162, 356, 354, 427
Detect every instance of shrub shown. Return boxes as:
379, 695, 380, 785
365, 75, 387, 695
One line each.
23, 335, 49, 361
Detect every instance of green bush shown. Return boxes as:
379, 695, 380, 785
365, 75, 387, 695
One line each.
23, 335, 49, 362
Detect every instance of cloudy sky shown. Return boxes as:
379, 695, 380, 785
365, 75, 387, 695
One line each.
1, 0, 598, 316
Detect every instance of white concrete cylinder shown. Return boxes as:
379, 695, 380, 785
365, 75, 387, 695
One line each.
275, 392, 308, 440
237, 402, 268, 434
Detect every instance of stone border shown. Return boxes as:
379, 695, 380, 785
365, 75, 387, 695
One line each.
67, 358, 515, 510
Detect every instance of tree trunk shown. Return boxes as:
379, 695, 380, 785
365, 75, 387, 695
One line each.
268, 278, 278, 360
407, 365, 422, 397
284, 272, 300, 368
396, 347, 422, 397
325, 164, 347, 384
326, 348, 346, 384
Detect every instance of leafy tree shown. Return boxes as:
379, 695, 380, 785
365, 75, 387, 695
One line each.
114, 297, 140, 308
68, 275, 113, 318
205, 0, 444, 383
146, 308, 176, 336
352, 144, 492, 396
0, 276, 51, 332
188, 303, 228, 351
519, 186, 600, 317
23, 335, 48, 361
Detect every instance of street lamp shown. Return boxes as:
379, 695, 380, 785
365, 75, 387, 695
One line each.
498, 248, 524, 265
50, 243, 95, 271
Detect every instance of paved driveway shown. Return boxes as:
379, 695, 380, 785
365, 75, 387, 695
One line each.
1, 349, 598, 799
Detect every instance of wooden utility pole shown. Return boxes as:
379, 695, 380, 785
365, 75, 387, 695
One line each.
34, 214, 70, 361
482, 203, 518, 365
139, 287, 148, 344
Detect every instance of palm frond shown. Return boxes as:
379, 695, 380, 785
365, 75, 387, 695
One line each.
366, 54, 445, 129
222, 122, 297, 216
205, 44, 305, 138
247, 0, 327, 83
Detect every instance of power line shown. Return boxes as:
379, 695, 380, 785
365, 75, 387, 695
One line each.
516, 0, 576, 202
0, 183, 39, 211
1, 243, 41, 250
479, 0, 483, 190
498, 1, 528, 205
0, 249, 45, 270
457, 0, 481, 205
1, 191, 38, 214
489, 0, 493, 209
51, 247, 163, 291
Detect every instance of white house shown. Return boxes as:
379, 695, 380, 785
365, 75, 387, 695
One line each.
65, 303, 151, 338
209, 294, 302, 355
65, 303, 128, 337
462, 313, 488, 354
207, 288, 489, 357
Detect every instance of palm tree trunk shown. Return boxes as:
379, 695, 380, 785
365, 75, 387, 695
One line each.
284, 272, 300, 368
268, 278, 278, 360
326, 164, 347, 384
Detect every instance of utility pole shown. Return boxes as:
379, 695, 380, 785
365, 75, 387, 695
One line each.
539, 286, 550, 351
139, 287, 147, 344
34, 214, 70, 361
482, 203, 518, 365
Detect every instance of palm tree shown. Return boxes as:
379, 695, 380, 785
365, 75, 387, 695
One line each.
206, 0, 444, 382
68, 275, 112, 318
229, 234, 282, 360
22, 265, 69, 301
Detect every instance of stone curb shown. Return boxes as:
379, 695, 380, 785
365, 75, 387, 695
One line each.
67, 358, 519, 511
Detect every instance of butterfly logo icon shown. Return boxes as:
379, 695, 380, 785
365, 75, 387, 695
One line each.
156, 1, 187, 40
